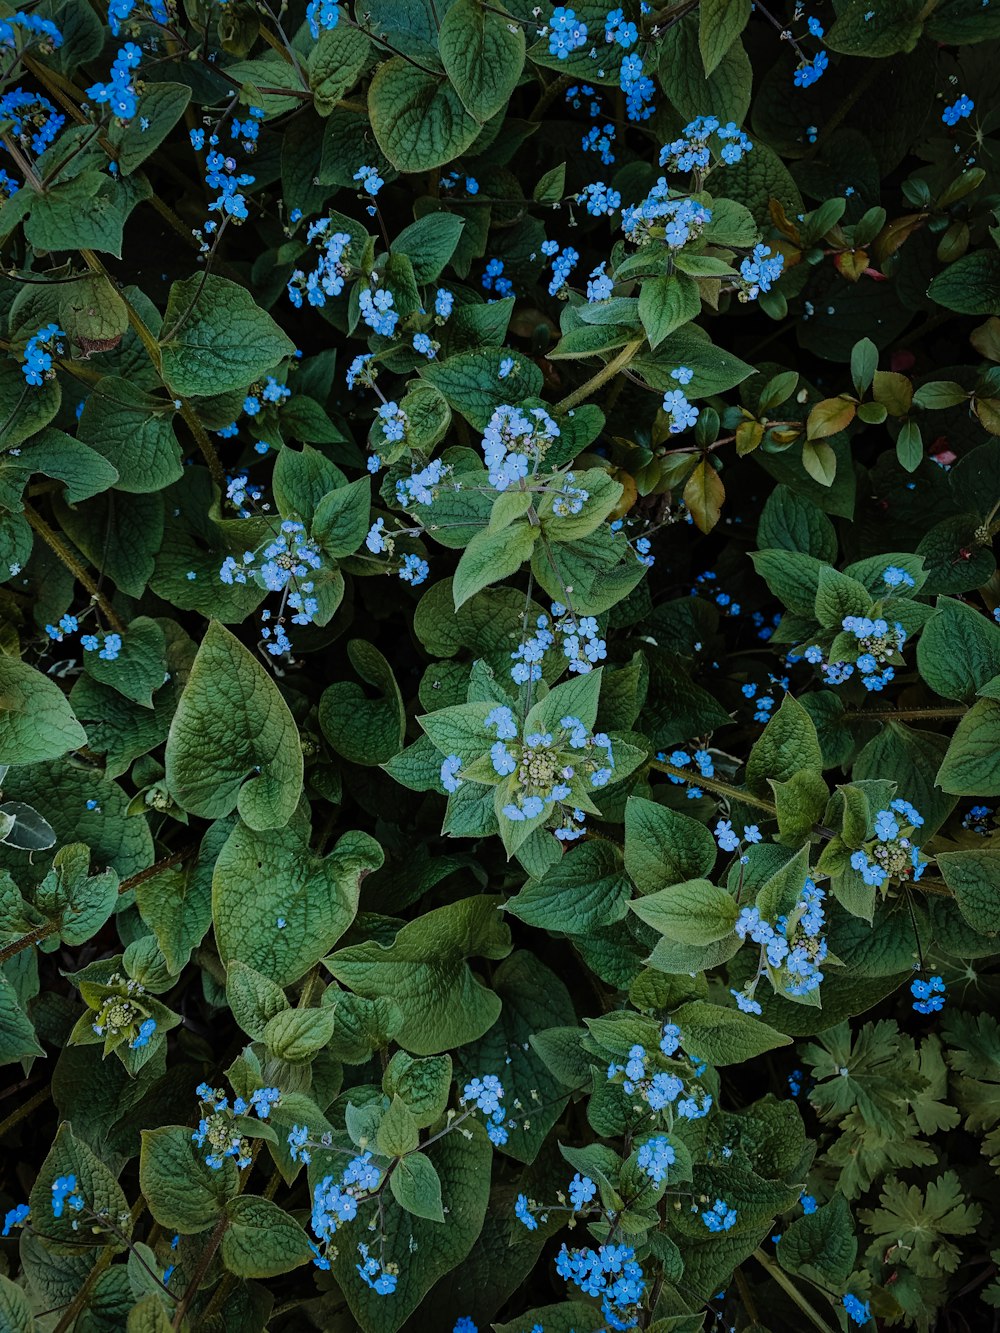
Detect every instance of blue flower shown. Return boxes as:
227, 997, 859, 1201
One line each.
548, 6, 588, 59
943, 94, 974, 126
568, 1173, 597, 1209
701, 1198, 737, 1231
2, 1204, 29, 1236
514, 1193, 537, 1230
306, 0, 340, 38
911, 974, 946, 1015
636, 1136, 675, 1183
794, 49, 829, 88
51, 1175, 84, 1219
843, 1293, 871, 1325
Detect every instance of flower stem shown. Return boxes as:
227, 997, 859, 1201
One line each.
22, 502, 127, 636
556, 338, 645, 412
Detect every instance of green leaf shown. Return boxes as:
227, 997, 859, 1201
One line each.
139, 1124, 236, 1233
630, 878, 738, 945
319, 640, 405, 765
377, 1093, 420, 1156
814, 566, 871, 626
32, 1124, 130, 1252
801, 439, 838, 488
126, 1295, 173, 1333
454, 949, 576, 1163
22, 171, 147, 258
927, 250, 1000, 315
453, 522, 537, 609
0, 1273, 37, 1333
896, 419, 923, 472
0, 654, 86, 763
222, 1196, 312, 1278
624, 797, 717, 893
159, 275, 295, 398
165, 621, 302, 829
308, 21, 371, 114
638, 274, 701, 350
756, 844, 811, 923
827, 0, 925, 53
83, 616, 166, 708
214, 824, 380, 986
368, 59, 481, 172
746, 695, 822, 798
34, 844, 118, 946
108, 82, 191, 173
777, 1193, 857, 1292
660, 16, 752, 125
917, 598, 1000, 702
936, 699, 1000, 795
263, 1006, 338, 1062
389, 1150, 445, 1222
670, 1001, 792, 1064
699, 0, 751, 74
392, 213, 466, 283
439, 0, 525, 121
326, 896, 512, 1055
0, 974, 43, 1065
506, 839, 632, 934
311, 474, 371, 559
757, 485, 838, 563
383, 1052, 452, 1128
936, 849, 1000, 934
77, 379, 182, 493
226, 959, 290, 1040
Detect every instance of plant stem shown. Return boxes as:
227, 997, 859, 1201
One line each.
648, 757, 778, 817
0, 1084, 50, 1139
752, 1248, 837, 1333
21, 503, 126, 635
555, 339, 645, 412
172, 1210, 228, 1330
52, 1196, 146, 1333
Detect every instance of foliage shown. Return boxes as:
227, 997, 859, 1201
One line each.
0, 1, 999, 1331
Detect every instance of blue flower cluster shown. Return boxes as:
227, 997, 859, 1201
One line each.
288, 222, 353, 308
702, 1198, 737, 1231
488, 705, 614, 822
0, 88, 64, 155
636, 1135, 675, 1183
482, 257, 513, 297
734, 877, 827, 1006
510, 601, 607, 683
359, 285, 399, 337
21, 322, 65, 386
91, 974, 153, 1044
460, 1074, 510, 1145
306, 0, 340, 39
547, 7, 588, 59
660, 746, 714, 799
850, 800, 925, 888
607, 1025, 713, 1119
309, 1151, 383, 1263
659, 116, 753, 173
220, 519, 322, 654
911, 974, 946, 1015
841, 614, 907, 691
86, 40, 141, 121
0, 10, 62, 50
622, 186, 712, 247
107, 0, 168, 37
193, 1083, 280, 1170
715, 820, 762, 854
481, 403, 561, 490
843, 1293, 872, 1325
555, 1243, 646, 1331
541, 239, 579, 294
737, 244, 784, 301
1, 1203, 29, 1236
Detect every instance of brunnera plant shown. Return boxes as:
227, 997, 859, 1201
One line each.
0, 0, 999, 1330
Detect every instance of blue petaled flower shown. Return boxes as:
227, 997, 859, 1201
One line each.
794, 49, 829, 87
306, 0, 340, 38
701, 1198, 737, 1231
942, 93, 974, 126
51, 1175, 84, 1219
568, 1173, 597, 1209
548, 6, 588, 59
1, 1203, 29, 1236
636, 1136, 675, 1183
843, 1293, 871, 1325
514, 1193, 537, 1230
911, 974, 946, 1015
